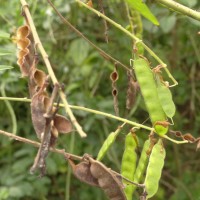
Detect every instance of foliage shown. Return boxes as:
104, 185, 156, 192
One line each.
0, 0, 200, 200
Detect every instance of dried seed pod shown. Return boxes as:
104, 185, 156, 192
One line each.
68, 158, 99, 187
15, 25, 35, 77
182, 133, 196, 143
126, 70, 139, 110
110, 66, 119, 116
85, 155, 127, 200
31, 83, 49, 140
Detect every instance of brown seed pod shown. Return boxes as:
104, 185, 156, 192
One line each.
68, 158, 99, 187
84, 155, 127, 200
15, 25, 35, 77
126, 70, 139, 110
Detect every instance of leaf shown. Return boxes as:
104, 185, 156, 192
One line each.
0, 52, 12, 56
0, 65, 13, 71
67, 38, 90, 65
0, 31, 10, 39
160, 15, 176, 33
125, 0, 159, 25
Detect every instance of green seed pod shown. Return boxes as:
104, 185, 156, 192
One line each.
133, 57, 168, 136
132, 139, 150, 193
157, 82, 176, 118
144, 139, 166, 199
97, 131, 119, 161
121, 133, 138, 200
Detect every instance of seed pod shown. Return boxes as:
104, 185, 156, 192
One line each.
157, 81, 176, 118
133, 57, 168, 136
121, 132, 138, 200
144, 139, 166, 199
85, 155, 127, 200
132, 139, 150, 193
97, 132, 118, 161
68, 158, 99, 187
15, 25, 35, 77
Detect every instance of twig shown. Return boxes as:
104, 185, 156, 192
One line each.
75, 0, 178, 86
0, 129, 82, 161
155, 0, 200, 21
20, 0, 86, 137
0, 96, 154, 131
47, 0, 130, 72
0, 96, 192, 144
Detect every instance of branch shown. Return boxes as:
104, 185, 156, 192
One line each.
0, 96, 154, 131
155, 0, 200, 21
0, 129, 82, 161
75, 0, 178, 86
20, 0, 87, 137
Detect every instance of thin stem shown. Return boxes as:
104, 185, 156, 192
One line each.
20, 0, 86, 137
0, 96, 191, 144
162, 135, 188, 144
0, 96, 153, 131
0, 129, 82, 161
65, 133, 75, 200
75, 0, 178, 86
155, 0, 200, 21
47, 0, 130, 72
0, 82, 17, 134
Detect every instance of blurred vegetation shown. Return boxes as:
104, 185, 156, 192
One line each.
0, 0, 200, 200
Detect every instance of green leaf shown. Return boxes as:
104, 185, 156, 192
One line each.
125, 0, 159, 25
0, 65, 13, 71
67, 38, 90, 65
0, 52, 12, 56
160, 15, 176, 33
0, 32, 10, 39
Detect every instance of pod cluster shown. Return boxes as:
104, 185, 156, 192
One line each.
133, 57, 176, 136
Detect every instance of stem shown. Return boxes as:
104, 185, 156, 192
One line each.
20, 0, 86, 137
0, 97, 191, 144
0, 82, 17, 134
0, 129, 82, 161
65, 133, 75, 200
75, 0, 178, 85
0, 96, 153, 131
155, 0, 200, 21
162, 135, 188, 144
